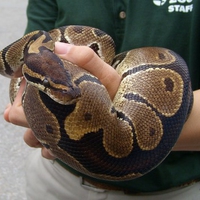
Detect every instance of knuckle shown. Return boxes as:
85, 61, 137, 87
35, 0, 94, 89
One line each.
23, 129, 40, 147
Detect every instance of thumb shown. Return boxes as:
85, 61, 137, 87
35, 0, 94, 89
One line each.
54, 42, 121, 99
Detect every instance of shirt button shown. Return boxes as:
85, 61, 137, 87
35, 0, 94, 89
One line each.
119, 11, 126, 19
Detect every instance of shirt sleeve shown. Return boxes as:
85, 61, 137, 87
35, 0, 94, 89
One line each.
25, 0, 58, 34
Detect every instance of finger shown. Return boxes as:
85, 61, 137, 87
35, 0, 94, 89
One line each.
55, 42, 121, 100
4, 103, 12, 122
24, 129, 56, 160
41, 148, 56, 160
4, 79, 29, 127
23, 128, 42, 148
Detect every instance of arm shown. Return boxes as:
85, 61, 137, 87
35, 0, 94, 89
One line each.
173, 89, 200, 151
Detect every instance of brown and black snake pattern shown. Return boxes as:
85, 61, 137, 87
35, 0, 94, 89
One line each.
0, 26, 193, 180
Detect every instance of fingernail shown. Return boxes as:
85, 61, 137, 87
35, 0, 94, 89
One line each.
55, 42, 74, 55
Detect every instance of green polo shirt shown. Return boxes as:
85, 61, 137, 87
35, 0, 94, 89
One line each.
25, 0, 200, 192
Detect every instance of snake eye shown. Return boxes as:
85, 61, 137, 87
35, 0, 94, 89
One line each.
42, 78, 50, 87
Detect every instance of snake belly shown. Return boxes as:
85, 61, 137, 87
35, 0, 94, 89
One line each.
0, 25, 193, 181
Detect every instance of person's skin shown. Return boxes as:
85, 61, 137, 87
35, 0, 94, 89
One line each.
4, 42, 200, 160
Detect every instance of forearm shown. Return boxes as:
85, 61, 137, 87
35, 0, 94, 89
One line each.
173, 89, 200, 151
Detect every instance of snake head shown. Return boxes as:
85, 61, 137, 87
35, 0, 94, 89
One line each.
0, 31, 41, 78
23, 46, 81, 105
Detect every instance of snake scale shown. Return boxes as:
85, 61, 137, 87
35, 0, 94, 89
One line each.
0, 26, 193, 181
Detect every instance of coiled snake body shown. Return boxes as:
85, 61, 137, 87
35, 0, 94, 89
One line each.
0, 26, 193, 181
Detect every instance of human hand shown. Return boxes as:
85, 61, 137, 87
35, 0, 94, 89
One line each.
4, 42, 121, 159
4, 78, 55, 159
55, 42, 121, 99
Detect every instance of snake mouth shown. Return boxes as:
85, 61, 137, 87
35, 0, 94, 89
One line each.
23, 71, 81, 105
45, 86, 81, 105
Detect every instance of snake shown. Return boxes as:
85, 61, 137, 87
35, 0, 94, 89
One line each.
0, 25, 193, 181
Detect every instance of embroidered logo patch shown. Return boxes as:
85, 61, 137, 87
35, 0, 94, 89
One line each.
153, 0, 167, 6
153, 0, 193, 13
